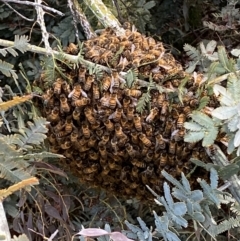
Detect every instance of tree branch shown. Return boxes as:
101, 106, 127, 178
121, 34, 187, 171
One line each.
0, 0, 64, 16
83, 0, 125, 36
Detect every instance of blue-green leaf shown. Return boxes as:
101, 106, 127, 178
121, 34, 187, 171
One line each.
212, 106, 237, 120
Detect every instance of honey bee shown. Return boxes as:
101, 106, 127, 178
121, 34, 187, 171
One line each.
129, 182, 138, 189
163, 120, 172, 138
48, 133, 57, 145
122, 96, 131, 112
126, 104, 135, 120
169, 140, 176, 154
67, 43, 78, 54
85, 46, 101, 58
146, 107, 159, 123
161, 100, 169, 115
149, 48, 162, 58
139, 133, 151, 147
100, 92, 110, 107
42, 89, 54, 105
177, 114, 186, 128
115, 123, 127, 139
82, 122, 91, 138
120, 115, 128, 128
53, 78, 63, 94
65, 116, 73, 133
50, 145, 60, 153
78, 67, 87, 82
190, 99, 199, 108
109, 108, 123, 122
126, 143, 136, 157
144, 152, 153, 163
84, 75, 95, 91
183, 106, 191, 117
168, 154, 175, 166
131, 166, 139, 178
103, 119, 114, 132
53, 119, 65, 132
154, 149, 161, 160
108, 159, 122, 170
92, 82, 100, 100
101, 132, 110, 145
68, 84, 82, 100
111, 137, 118, 153
144, 125, 153, 137
84, 107, 96, 124
141, 145, 149, 156
132, 57, 142, 68
47, 106, 60, 122
116, 56, 129, 71
142, 54, 156, 63
96, 129, 104, 137
130, 130, 138, 144
60, 140, 72, 150
157, 93, 166, 107
131, 158, 147, 168
133, 114, 142, 131
155, 134, 167, 150
175, 142, 183, 156
83, 163, 99, 174
192, 149, 200, 159
141, 166, 153, 184
125, 89, 142, 98
61, 81, 71, 96
182, 147, 190, 159
84, 173, 95, 182
147, 37, 156, 46
55, 130, 67, 138
102, 75, 111, 91
99, 143, 107, 158
59, 94, 70, 113
72, 97, 90, 107
87, 135, 97, 148
72, 107, 81, 120
109, 93, 118, 109
100, 50, 113, 64
70, 128, 79, 142
186, 142, 196, 150
101, 165, 110, 176
160, 152, 168, 167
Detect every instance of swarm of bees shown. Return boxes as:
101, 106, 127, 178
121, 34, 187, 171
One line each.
37, 24, 217, 200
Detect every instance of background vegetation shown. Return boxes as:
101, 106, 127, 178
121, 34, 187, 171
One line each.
1, 0, 240, 240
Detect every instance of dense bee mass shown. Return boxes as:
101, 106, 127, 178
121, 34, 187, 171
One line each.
37, 25, 217, 200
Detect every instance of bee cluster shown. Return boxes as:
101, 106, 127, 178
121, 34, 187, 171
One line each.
39, 25, 214, 200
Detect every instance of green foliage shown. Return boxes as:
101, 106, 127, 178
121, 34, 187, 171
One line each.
124, 169, 240, 241
184, 111, 218, 146
136, 77, 155, 113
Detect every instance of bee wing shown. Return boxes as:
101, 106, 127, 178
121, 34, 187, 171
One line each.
80, 89, 88, 98
68, 89, 75, 98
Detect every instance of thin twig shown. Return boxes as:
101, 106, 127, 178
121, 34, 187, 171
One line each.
72, 0, 96, 39
0, 0, 64, 16
35, 0, 51, 53
67, 0, 79, 41
4, 1, 34, 21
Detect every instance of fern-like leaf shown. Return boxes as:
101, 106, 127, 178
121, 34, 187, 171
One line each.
14, 35, 29, 54
12, 117, 49, 150
197, 96, 210, 110
126, 68, 138, 88
0, 95, 32, 111
0, 59, 18, 80
136, 92, 151, 113
183, 44, 200, 61
209, 216, 240, 237
0, 138, 32, 183
227, 73, 240, 102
